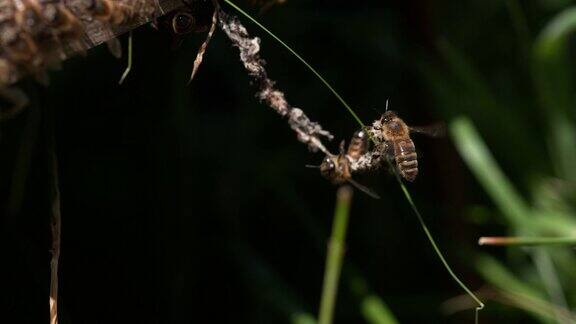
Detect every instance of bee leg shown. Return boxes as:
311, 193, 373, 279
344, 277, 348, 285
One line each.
0, 87, 30, 121
106, 38, 122, 59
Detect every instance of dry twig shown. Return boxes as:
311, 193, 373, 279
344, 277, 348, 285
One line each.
189, 0, 220, 82
218, 10, 333, 153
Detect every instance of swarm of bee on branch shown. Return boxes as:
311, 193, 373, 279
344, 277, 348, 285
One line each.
0, 0, 445, 198
0, 0, 219, 119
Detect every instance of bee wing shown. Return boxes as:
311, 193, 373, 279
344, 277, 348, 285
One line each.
347, 179, 380, 199
409, 123, 446, 138
0, 87, 29, 121
106, 37, 122, 58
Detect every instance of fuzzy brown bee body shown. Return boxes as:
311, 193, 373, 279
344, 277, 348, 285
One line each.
320, 144, 351, 185
380, 111, 419, 182
317, 139, 380, 199
347, 130, 368, 161
37, 1, 85, 55
81, 0, 154, 25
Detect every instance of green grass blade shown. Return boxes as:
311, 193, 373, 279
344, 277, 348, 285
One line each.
391, 167, 484, 323
533, 7, 576, 181
360, 295, 398, 324
291, 313, 317, 324
450, 117, 531, 226
318, 186, 354, 324
349, 275, 399, 324
219, 4, 483, 322
477, 254, 544, 300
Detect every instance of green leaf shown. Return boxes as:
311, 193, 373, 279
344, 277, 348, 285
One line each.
533, 7, 576, 181
450, 117, 531, 227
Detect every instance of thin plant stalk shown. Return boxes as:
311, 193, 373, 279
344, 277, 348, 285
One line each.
390, 168, 485, 324
479, 236, 576, 246
318, 186, 354, 324
221, 3, 484, 321
47, 101, 62, 324
119, 31, 133, 85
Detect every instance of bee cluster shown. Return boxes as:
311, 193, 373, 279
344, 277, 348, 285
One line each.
217, 10, 443, 197
0, 0, 162, 118
317, 111, 444, 198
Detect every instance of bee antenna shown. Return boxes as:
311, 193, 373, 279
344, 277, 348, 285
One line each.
385, 98, 390, 112
305, 164, 321, 169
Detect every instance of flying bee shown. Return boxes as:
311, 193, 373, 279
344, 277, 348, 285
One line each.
377, 110, 445, 182
309, 132, 380, 199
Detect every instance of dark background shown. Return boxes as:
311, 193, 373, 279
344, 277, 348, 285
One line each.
2, 0, 574, 323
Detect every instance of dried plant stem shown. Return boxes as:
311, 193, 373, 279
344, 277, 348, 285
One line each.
479, 236, 576, 246
221, 0, 366, 130
118, 31, 134, 85
47, 107, 62, 324
218, 4, 483, 322
318, 186, 353, 324
218, 10, 333, 153
49, 162, 61, 324
189, 0, 220, 83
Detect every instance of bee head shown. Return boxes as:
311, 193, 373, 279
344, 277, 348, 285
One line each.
154, 0, 215, 48
320, 155, 337, 179
171, 12, 197, 35
381, 110, 398, 123
173, 0, 215, 34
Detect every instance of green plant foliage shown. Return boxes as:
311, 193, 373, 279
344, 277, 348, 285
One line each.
427, 4, 576, 322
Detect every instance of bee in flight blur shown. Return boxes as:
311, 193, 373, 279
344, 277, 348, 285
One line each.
308, 130, 380, 199
376, 110, 445, 182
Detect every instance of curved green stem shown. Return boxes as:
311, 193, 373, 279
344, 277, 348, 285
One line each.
390, 161, 485, 323
220, 2, 484, 321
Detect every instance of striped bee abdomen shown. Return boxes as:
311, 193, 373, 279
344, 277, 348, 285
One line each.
394, 139, 418, 182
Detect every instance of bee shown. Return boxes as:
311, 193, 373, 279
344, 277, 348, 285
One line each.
37, 0, 84, 46
377, 110, 444, 182
77, 0, 156, 57
153, 0, 216, 48
0, 57, 29, 121
310, 131, 380, 199
1, 25, 34, 63
347, 129, 369, 160
14, 0, 66, 66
